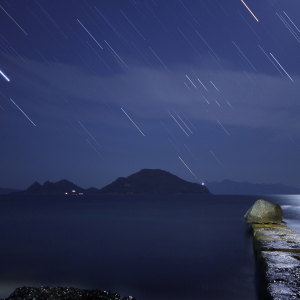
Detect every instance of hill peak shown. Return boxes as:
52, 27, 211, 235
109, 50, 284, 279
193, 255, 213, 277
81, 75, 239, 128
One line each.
15, 179, 85, 195
99, 168, 211, 194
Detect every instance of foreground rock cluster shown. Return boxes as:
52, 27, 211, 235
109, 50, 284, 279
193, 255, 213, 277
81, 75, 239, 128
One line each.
1, 286, 136, 300
245, 199, 300, 299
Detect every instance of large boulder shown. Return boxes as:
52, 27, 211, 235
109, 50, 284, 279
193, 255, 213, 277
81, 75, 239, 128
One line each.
244, 199, 283, 224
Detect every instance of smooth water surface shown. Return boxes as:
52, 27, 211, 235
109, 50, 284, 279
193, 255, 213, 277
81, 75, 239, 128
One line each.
0, 194, 299, 299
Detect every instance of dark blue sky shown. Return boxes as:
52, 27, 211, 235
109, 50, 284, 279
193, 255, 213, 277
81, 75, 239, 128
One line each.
1, 0, 300, 189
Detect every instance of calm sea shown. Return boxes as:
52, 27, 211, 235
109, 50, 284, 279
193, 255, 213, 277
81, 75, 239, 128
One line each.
0, 194, 299, 300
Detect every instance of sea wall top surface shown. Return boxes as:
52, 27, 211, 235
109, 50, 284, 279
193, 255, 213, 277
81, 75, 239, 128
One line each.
252, 223, 300, 299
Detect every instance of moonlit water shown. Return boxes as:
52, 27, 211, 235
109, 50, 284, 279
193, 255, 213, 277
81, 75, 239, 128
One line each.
263, 195, 300, 234
0, 194, 299, 300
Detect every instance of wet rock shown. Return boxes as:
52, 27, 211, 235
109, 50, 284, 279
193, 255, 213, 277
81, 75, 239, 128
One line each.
244, 199, 283, 224
2, 286, 136, 300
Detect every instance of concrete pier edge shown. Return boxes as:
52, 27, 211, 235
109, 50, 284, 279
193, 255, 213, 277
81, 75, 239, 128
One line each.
251, 222, 300, 299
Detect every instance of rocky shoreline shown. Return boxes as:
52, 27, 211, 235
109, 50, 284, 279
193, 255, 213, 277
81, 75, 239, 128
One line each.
0, 286, 136, 300
245, 199, 300, 299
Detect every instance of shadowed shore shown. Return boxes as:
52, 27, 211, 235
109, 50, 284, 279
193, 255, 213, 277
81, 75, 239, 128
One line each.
1, 286, 136, 300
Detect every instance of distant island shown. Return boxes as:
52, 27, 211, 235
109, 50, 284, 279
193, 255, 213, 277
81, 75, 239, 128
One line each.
9, 169, 211, 195
205, 179, 300, 195
4, 173, 300, 196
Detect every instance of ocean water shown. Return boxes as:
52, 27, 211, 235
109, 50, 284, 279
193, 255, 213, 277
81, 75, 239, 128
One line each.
0, 194, 299, 300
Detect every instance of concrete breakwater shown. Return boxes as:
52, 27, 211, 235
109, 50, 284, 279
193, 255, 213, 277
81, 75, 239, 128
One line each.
246, 200, 300, 299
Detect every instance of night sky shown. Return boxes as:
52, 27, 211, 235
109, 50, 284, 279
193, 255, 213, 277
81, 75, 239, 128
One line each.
1, 0, 300, 190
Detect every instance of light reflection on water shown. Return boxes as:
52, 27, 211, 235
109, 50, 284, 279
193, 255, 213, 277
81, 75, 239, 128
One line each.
261, 195, 300, 233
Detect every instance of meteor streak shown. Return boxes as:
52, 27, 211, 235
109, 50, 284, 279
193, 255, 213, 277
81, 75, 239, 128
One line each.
0, 70, 10, 81
276, 13, 300, 44
270, 53, 294, 82
86, 139, 105, 161
168, 111, 189, 136
105, 40, 129, 69
121, 108, 145, 136
132, 43, 152, 67
183, 114, 197, 130
120, 10, 145, 40
240, 0, 259, 22
232, 41, 257, 71
185, 75, 197, 89
78, 121, 101, 147
210, 81, 219, 92
216, 119, 230, 136
178, 0, 201, 27
149, 47, 171, 74
178, 156, 199, 181
210, 151, 226, 169
258, 45, 283, 75
196, 31, 220, 60
213, 98, 221, 107
184, 144, 199, 162
197, 78, 208, 91
184, 82, 191, 91
0, 6, 27, 35
77, 19, 103, 49
168, 138, 180, 153
226, 100, 233, 107
237, 10, 261, 40
243, 70, 256, 85
174, 111, 193, 134
202, 95, 209, 104
86, 41, 111, 70
287, 134, 300, 150
10, 98, 36, 126
177, 27, 201, 57
95, 7, 120, 37
159, 118, 177, 140
283, 11, 300, 33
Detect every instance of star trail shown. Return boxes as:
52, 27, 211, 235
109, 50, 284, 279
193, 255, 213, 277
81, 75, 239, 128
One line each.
0, 0, 300, 190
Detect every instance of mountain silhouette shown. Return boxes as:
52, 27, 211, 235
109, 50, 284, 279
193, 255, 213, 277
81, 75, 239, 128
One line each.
14, 179, 86, 195
99, 169, 211, 194
12, 169, 211, 195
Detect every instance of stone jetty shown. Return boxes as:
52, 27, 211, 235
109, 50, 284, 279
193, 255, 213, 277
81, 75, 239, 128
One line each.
245, 199, 300, 299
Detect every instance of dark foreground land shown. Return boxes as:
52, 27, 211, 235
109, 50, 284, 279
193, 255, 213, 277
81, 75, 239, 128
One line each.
1, 286, 136, 300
